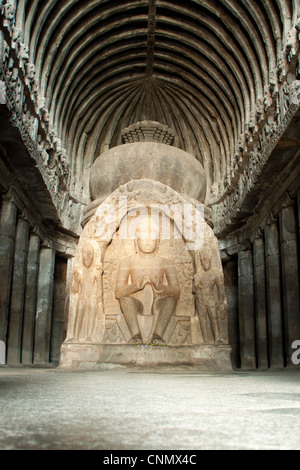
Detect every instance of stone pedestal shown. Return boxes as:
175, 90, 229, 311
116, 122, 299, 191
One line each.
60, 342, 232, 371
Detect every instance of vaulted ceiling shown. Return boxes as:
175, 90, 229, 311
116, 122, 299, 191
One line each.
16, 0, 298, 202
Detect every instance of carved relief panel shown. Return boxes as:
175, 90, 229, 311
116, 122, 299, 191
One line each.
64, 180, 228, 349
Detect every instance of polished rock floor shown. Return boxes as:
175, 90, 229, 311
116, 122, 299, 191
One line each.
0, 366, 299, 450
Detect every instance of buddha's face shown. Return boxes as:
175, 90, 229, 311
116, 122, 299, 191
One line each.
137, 237, 158, 254
82, 245, 94, 267
135, 218, 159, 254
201, 257, 211, 271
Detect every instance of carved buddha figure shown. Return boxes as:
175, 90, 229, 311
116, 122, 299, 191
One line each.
193, 248, 227, 344
115, 219, 180, 345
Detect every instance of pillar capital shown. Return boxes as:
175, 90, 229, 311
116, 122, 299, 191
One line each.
266, 211, 278, 226
250, 226, 264, 243
3, 187, 22, 209
280, 192, 294, 209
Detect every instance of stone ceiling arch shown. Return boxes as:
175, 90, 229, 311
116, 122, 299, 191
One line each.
14, 0, 299, 205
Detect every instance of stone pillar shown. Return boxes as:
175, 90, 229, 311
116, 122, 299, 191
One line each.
63, 257, 74, 342
223, 256, 239, 368
6, 217, 30, 364
297, 189, 300, 241
33, 246, 55, 365
0, 194, 17, 351
238, 246, 256, 369
50, 256, 68, 364
63, 256, 75, 342
0, 30, 4, 63
252, 234, 269, 369
21, 233, 40, 365
279, 197, 300, 365
265, 216, 284, 368
0, 340, 5, 364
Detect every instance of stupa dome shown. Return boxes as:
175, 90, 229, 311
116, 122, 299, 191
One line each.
89, 142, 207, 204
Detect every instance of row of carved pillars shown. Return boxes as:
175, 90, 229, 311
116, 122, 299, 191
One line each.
224, 191, 300, 370
0, 189, 73, 366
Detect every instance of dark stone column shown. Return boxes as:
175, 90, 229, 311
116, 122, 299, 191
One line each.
297, 189, 300, 241
0, 194, 17, 349
64, 257, 74, 338
265, 216, 284, 368
238, 246, 256, 369
64, 258, 75, 330
62, 256, 75, 343
50, 257, 68, 364
279, 196, 300, 365
33, 246, 55, 365
21, 233, 40, 365
0, 30, 4, 62
252, 234, 269, 369
6, 217, 30, 364
223, 256, 239, 369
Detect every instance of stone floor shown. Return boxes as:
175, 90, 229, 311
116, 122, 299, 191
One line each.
0, 366, 299, 451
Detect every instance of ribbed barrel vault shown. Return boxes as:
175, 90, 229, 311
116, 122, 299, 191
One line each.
15, 0, 298, 202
